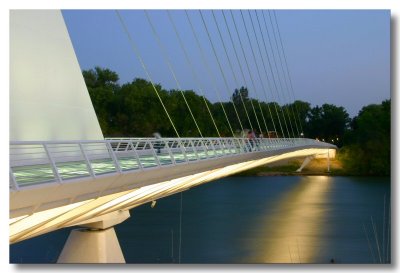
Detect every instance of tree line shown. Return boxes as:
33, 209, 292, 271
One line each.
84, 67, 390, 176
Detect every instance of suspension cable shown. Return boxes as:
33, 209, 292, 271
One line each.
253, 10, 286, 138
185, 10, 236, 137
238, 10, 274, 135
144, 11, 204, 138
263, 10, 296, 138
228, 10, 264, 135
246, 10, 279, 135
272, 10, 304, 136
269, 10, 300, 136
166, 11, 222, 138
267, 10, 299, 137
210, 10, 254, 133
260, 10, 292, 138
115, 10, 181, 138
198, 10, 245, 134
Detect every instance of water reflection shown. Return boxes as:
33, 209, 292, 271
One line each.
245, 176, 333, 263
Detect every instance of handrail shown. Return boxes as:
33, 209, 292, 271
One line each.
9, 137, 334, 190
10, 137, 320, 145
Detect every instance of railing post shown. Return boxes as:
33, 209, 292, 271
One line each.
106, 142, 122, 173
225, 138, 233, 154
200, 139, 209, 158
241, 138, 248, 153
237, 138, 244, 154
43, 143, 62, 183
208, 138, 218, 157
254, 138, 260, 151
79, 143, 96, 178
148, 140, 161, 167
189, 139, 199, 161
130, 141, 143, 170
207, 139, 216, 157
246, 139, 254, 153
265, 138, 270, 150
227, 138, 235, 154
10, 168, 19, 191
178, 139, 189, 163
216, 139, 226, 156
164, 140, 176, 165
124, 141, 129, 152
260, 138, 266, 151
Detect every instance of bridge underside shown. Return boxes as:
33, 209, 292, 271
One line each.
10, 146, 334, 244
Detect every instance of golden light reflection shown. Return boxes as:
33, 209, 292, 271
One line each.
244, 176, 333, 263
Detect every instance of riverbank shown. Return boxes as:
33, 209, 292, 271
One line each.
235, 157, 348, 176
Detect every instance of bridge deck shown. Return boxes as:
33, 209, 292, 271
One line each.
10, 138, 325, 190
12, 150, 224, 186
10, 138, 337, 243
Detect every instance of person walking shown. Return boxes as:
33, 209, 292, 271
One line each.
247, 130, 255, 151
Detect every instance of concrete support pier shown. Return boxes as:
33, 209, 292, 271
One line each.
57, 227, 125, 263
57, 210, 130, 263
296, 155, 315, 172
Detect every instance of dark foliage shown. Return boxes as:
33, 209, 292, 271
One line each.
84, 67, 390, 176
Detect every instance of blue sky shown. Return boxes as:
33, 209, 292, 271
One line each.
63, 10, 390, 117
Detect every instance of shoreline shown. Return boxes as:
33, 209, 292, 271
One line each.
232, 158, 387, 177
234, 170, 388, 177
254, 171, 336, 176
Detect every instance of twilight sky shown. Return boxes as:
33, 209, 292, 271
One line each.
62, 10, 390, 117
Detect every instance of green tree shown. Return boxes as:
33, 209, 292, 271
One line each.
306, 104, 350, 146
82, 67, 119, 135
211, 102, 234, 137
116, 79, 173, 137
292, 100, 311, 135
231, 86, 249, 105
341, 100, 390, 175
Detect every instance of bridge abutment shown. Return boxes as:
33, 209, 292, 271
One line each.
296, 148, 335, 173
57, 210, 130, 263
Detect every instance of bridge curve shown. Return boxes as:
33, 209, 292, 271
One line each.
10, 137, 335, 244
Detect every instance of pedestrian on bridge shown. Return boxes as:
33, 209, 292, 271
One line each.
247, 130, 256, 151
153, 132, 162, 154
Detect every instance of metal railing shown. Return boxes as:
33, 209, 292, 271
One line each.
9, 137, 330, 190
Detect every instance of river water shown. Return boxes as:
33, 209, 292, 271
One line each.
10, 175, 391, 264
